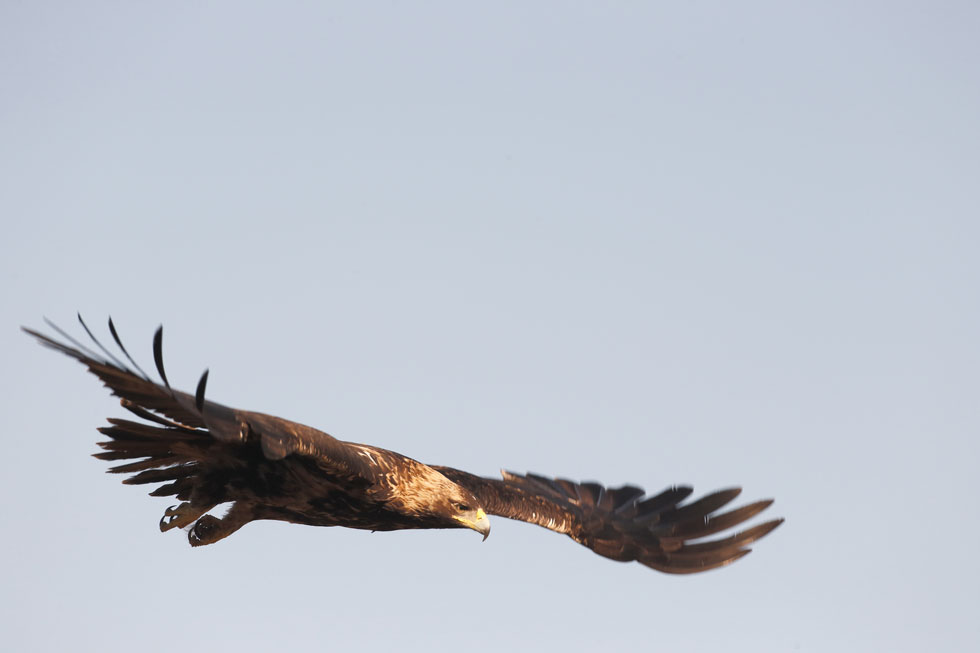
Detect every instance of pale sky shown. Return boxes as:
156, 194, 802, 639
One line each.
2, 2, 978, 652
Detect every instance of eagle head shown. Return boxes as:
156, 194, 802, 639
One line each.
445, 489, 491, 541
394, 464, 491, 540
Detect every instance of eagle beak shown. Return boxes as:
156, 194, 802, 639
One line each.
474, 508, 491, 541
455, 508, 491, 541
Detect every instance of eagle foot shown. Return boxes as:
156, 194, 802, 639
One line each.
160, 502, 212, 532
188, 504, 252, 547
188, 515, 223, 546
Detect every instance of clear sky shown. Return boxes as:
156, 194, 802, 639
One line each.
2, 2, 978, 651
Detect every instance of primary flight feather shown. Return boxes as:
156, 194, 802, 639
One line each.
24, 315, 782, 574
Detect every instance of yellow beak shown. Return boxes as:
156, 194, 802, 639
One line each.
454, 508, 491, 541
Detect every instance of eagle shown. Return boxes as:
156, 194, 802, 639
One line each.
24, 316, 782, 574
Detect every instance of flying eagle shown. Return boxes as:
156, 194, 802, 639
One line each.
24, 316, 782, 574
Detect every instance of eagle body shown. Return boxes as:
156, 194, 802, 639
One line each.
25, 317, 782, 573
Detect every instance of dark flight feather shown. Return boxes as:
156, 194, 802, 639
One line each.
77, 313, 130, 373
195, 369, 209, 413
152, 326, 171, 393
23, 317, 782, 572
108, 317, 152, 381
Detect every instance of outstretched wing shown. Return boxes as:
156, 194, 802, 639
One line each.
434, 467, 782, 574
23, 316, 380, 482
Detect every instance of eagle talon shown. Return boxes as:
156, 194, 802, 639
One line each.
189, 515, 218, 546
159, 502, 211, 532
187, 505, 252, 547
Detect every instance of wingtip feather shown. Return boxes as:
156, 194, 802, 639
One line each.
152, 325, 171, 390
195, 369, 209, 412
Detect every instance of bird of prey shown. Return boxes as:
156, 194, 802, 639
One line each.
24, 316, 782, 574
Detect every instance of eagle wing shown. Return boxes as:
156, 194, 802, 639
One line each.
434, 466, 782, 574
23, 316, 380, 482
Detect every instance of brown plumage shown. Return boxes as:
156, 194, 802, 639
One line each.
24, 315, 782, 573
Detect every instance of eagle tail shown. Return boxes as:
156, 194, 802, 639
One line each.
94, 414, 251, 545
94, 412, 212, 510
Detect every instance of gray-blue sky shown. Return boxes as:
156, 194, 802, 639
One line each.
2, 2, 978, 651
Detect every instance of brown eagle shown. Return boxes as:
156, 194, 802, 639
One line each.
24, 316, 782, 574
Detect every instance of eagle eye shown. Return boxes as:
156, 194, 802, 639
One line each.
454, 502, 471, 512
